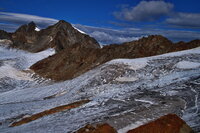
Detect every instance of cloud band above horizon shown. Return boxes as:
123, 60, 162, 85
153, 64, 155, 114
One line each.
0, 12, 58, 28
0, 11, 199, 44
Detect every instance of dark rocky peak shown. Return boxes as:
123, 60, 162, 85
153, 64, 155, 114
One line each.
15, 21, 37, 33
28, 21, 37, 31
48, 20, 74, 33
42, 20, 100, 52
55, 20, 71, 26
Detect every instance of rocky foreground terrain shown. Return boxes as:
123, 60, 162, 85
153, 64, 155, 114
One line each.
0, 21, 200, 133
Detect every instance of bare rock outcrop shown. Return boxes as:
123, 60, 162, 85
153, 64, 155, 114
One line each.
30, 35, 200, 81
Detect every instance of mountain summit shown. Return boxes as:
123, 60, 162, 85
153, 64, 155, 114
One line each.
42, 20, 100, 52
0, 20, 100, 52
15, 21, 37, 33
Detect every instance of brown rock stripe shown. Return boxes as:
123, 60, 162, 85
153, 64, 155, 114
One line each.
10, 100, 90, 127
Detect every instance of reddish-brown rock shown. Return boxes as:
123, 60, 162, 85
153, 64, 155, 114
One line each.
76, 124, 117, 133
127, 114, 194, 133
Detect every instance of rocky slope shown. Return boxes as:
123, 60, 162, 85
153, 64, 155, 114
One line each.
0, 20, 100, 52
31, 35, 200, 81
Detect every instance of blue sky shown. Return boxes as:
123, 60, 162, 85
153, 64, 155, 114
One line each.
0, 0, 200, 43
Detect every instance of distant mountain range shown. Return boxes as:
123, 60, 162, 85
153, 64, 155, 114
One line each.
0, 20, 200, 81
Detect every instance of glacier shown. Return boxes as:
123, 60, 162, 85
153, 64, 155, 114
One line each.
0, 43, 199, 132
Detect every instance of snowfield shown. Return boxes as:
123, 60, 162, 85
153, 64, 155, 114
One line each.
0, 44, 200, 132
0, 44, 55, 93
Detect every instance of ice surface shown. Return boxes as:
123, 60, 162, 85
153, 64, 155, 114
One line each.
0, 45, 55, 69
176, 61, 200, 69
134, 99, 154, 105
109, 58, 148, 70
0, 63, 32, 80
115, 77, 138, 82
0, 44, 55, 93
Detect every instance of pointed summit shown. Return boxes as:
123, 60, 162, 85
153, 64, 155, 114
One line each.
27, 21, 37, 31
43, 20, 100, 52
57, 20, 70, 25
15, 21, 37, 33
52, 20, 74, 32
28, 21, 36, 28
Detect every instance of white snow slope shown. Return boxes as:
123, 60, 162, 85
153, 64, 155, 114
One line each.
0, 44, 55, 93
0, 45, 200, 133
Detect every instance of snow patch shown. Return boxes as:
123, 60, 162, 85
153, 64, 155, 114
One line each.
155, 47, 200, 58
0, 39, 12, 45
35, 27, 40, 31
0, 64, 32, 80
109, 58, 148, 70
165, 90, 178, 96
176, 61, 200, 69
135, 99, 154, 105
49, 36, 53, 42
72, 26, 86, 34
116, 77, 138, 82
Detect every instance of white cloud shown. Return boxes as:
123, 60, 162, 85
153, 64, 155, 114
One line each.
75, 24, 200, 43
90, 31, 140, 44
0, 12, 58, 28
166, 12, 200, 28
114, 1, 173, 22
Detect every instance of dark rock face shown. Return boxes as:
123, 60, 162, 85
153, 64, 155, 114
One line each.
15, 21, 36, 33
44, 20, 100, 52
0, 20, 100, 52
30, 35, 200, 81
